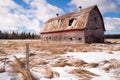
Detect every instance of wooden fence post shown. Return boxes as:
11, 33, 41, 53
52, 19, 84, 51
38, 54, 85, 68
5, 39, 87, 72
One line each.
26, 43, 29, 71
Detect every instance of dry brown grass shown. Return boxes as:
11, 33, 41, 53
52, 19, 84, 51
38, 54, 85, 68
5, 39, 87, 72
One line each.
71, 59, 87, 67
75, 44, 103, 52
99, 60, 109, 66
0, 68, 5, 73
108, 50, 114, 54
44, 67, 60, 78
0, 48, 6, 55
38, 60, 48, 65
75, 47, 83, 52
51, 61, 72, 67
110, 59, 120, 69
36, 52, 51, 57
44, 67, 53, 79
102, 65, 112, 71
29, 53, 50, 67
0, 39, 120, 55
10, 56, 35, 80
53, 71, 60, 77
70, 68, 99, 80
99, 59, 120, 72
85, 62, 98, 68
50, 48, 66, 55
29, 53, 36, 57
30, 60, 48, 66
0, 40, 120, 79
105, 39, 120, 43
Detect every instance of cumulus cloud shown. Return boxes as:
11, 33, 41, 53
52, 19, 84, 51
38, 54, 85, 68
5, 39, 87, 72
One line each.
104, 17, 120, 34
0, 0, 64, 33
104, 17, 120, 30
29, 0, 64, 22
69, 0, 120, 13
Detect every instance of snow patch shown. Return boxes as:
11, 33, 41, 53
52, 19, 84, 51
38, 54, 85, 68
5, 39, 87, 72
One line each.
0, 72, 15, 80
65, 51, 120, 62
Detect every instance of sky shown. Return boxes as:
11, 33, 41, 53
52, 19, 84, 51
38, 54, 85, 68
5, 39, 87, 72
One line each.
0, 0, 120, 34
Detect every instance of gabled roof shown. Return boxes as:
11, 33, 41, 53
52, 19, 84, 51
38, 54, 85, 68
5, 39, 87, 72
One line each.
41, 5, 104, 33
46, 5, 96, 23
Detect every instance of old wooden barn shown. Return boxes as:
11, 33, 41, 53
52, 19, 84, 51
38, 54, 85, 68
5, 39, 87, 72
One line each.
40, 5, 105, 43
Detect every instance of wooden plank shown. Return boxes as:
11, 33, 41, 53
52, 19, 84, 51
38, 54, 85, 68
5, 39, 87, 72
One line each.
26, 43, 29, 71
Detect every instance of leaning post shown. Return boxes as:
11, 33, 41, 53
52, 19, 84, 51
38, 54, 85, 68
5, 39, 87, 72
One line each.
26, 43, 29, 71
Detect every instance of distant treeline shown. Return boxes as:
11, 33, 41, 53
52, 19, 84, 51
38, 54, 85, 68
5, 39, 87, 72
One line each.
0, 30, 39, 39
105, 34, 120, 39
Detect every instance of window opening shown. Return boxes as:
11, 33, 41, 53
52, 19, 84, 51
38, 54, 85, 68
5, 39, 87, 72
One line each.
69, 19, 74, 26
79, 38, 81, 40
70, 37, 73, 41
96, 26, 99, 29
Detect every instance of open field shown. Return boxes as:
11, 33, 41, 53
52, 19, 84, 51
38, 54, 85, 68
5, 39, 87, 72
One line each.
0, 39, 120, 80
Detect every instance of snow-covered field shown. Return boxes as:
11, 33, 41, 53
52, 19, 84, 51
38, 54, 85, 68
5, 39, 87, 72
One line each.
0, 39, 120, 80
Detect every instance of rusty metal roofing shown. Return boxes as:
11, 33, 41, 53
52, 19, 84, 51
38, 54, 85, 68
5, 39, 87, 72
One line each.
41, 5, 98, 33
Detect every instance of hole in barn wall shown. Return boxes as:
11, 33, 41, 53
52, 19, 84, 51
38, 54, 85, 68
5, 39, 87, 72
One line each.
70, 37, 73, 41
79, 38, 81, 40
69, 18, 74, 26
96, 26, 99, 29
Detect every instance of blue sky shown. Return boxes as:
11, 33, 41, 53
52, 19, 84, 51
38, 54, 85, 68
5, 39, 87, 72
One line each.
0, 0, 120, 34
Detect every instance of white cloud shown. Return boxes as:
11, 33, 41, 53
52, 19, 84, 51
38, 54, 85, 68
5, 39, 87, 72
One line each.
104, 17, 120, 34
30, 0, 64, 22
104, 17, 120, 30
69, 0, 120, 13
0, 0, 64, 33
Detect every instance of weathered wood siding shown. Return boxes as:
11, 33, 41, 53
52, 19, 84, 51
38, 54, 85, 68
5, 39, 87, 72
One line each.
40, 30, 85, 43
85, 8, 104, 43
40, 5, 105, 43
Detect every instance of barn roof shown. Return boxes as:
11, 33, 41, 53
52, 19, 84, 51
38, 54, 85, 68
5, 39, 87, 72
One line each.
41, 5, 104, 33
